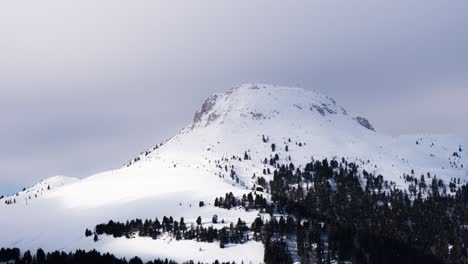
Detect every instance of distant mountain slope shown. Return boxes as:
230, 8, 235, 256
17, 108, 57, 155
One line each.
0, 175, 78, 205
0, 83, 466, 263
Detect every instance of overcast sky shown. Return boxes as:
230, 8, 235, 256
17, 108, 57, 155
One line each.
0, 1, 467, 194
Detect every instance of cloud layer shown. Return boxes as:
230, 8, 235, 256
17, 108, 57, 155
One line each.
0, 0, 467, 193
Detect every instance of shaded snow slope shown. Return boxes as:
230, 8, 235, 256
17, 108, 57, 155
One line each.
0, 83, 466, 263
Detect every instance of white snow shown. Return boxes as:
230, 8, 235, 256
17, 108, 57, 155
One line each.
0, 175, 78, 206
75, 235, 264, 264
0, 83, 466, 263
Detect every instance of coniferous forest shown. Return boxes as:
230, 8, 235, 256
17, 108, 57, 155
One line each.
90, 216, 249, 248
84, 157, 468, 264
3, 157, 467, 264
259, 158, 467, 264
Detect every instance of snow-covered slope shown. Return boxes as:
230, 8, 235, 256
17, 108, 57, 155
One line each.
0, 176, 78, 205
131, 83, 467, 190
0, 83, 466, 263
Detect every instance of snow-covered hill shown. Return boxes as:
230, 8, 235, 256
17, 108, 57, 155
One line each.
0, 176, 78, 205
0, 83, 466, 263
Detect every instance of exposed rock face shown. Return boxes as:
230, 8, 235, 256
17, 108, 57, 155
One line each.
310, 103, 337, 116
193, 94, 219, 126
355, 116, 375, 132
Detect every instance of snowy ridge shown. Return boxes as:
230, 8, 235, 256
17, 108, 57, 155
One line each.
0, 176, 78, 206
0, 83, 467, 263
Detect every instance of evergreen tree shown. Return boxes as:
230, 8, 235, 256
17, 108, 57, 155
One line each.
36, 248, 46, 264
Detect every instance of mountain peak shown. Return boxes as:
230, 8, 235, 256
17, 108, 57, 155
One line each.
191, 83, 375, 132
126, 83, 377, 168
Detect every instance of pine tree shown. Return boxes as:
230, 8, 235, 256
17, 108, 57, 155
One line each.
129, 256, 144, 264
316, 238, 323, 264
36, 248, 46, 264
23, 250, 32, 264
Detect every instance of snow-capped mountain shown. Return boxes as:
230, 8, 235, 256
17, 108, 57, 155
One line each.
0, 83, 466, 263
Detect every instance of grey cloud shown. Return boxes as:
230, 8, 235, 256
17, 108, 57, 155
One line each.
0, 0, 467, 193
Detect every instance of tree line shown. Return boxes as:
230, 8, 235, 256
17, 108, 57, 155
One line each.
260, 158, 467, 264
89, 216, 250, 248
0, 248, 245, 264
0, 248, 176, 264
